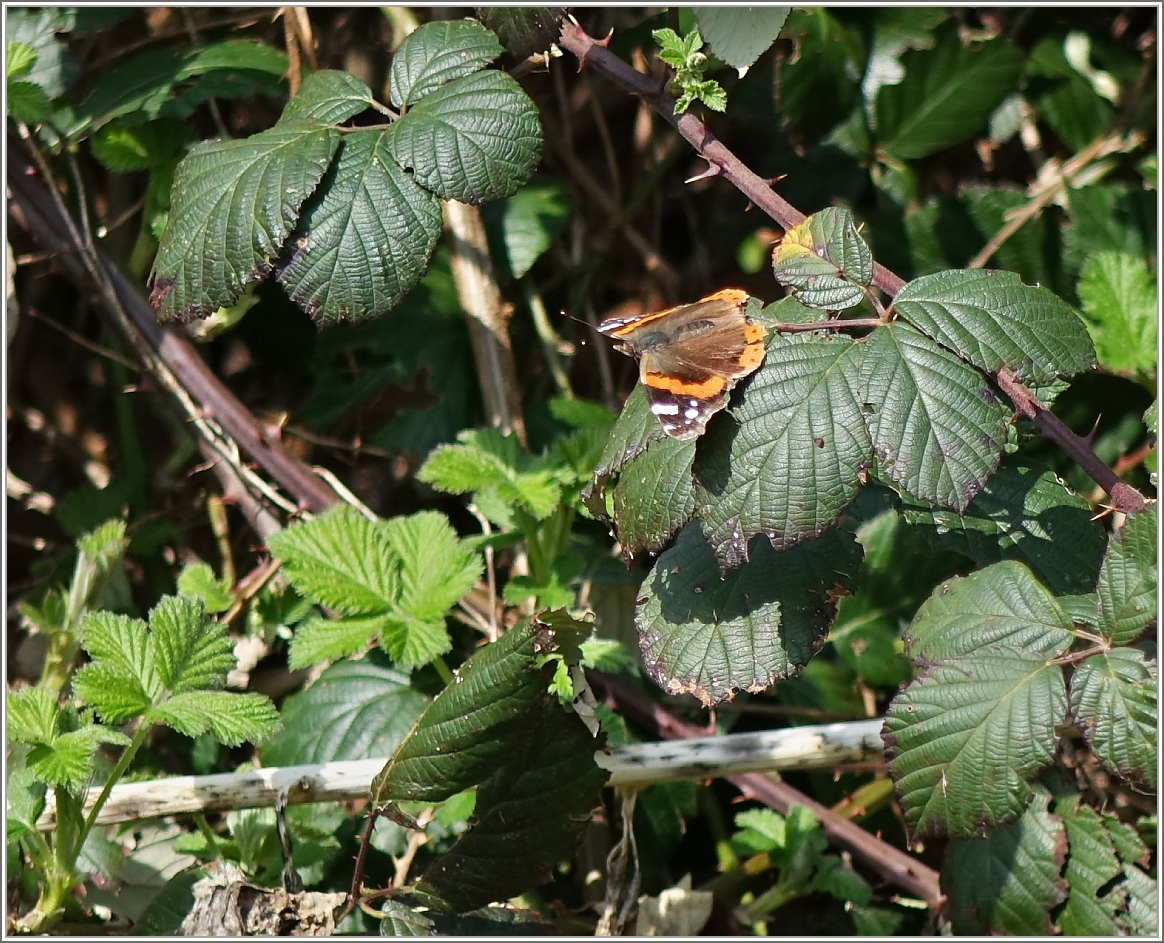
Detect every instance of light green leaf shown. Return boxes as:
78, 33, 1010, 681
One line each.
7, 41, 38, 80
29, 725, 130, 792
268, 506, 399, 615
1095, 510, 1156, 643
148, 595, 234, 693
152, 121, 339, 321
692, 7, 790, 73
275, 128, 442, 324
1075, 251, 1159, 377
177, 560, 234, 614
418, 429, 563, 520
6, 8, 77, 100
387, 69, 542, 204
279, 69, 373, 125
884, 646, 1067, 838
693, 333, 869, 568
7, 79, 51, 122
377, 613, 454, 671
771, 207, 873, 310
80, 611, 159, 696
860, 323, 1008, 512
944, 787, 1066, 934
1069, 648, 1156, 790
147, 691, 279, 746
389, 19, 504, 109
907, 561, 1075, 662
892, 269, 1096, 387
288, 614, 382, 670
72, 662, 152, 723
7, 686, 60, 744
383, 510, 483, 622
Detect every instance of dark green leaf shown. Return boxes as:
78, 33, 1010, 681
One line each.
1069, 648, 1156, 790
906, 561, 1075, 662
412, 697, 606, 913
892, 269, 1096, 386
279, 69, 373, 125
1095, 509, 1156, 643
387, 70, 542, 204
876, 24, 1023, 159
776, 9, 864, 139
635, 525, 861, 707
1055, 793, 1125, 934
944, 787, 1066, 934
482, 179, 571, 279
771, 207, 872, 310
276, 128, 442, 324
70, 41, 287, 135
860, 323, 1008, 512
898, 461, 1107, 595
263, 655, 427, 765
130, 868, 208, 936
90, 117, 191, 172
591, 384, 667, 481
390, 19, 504, 109
694, 333, 869, 567
883, 646, 1066, 838
152, 121, 339, 321
371, 615, 588, 806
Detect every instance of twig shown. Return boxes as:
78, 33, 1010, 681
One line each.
442, 200, 528, 446
34, 718, 889, 831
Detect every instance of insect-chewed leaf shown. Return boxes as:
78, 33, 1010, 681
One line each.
611, 435, 697, 558
635, 524, 861, 707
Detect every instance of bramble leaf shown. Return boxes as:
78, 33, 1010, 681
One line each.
892, 269, 1096, 387
389, 19, 504, 109
771, 207, 873, 310
1095, 509, 1156, 644
387, 70, 542, 204
906, 561, 1075, 662
860, 323, 1008, 512
151, 121, 339, 321
275, 128, 442, 324
1069, 648, 1156, 791
883, 646, 1066, 838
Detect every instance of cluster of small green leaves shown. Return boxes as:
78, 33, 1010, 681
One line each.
6, 521, 279, 935
149, 19, 543, 324
418, 402, 612, 608
653, 28, 727, 114
588, 207, 1097, 707
267, 507, 483, 671
729, 806, 873, 932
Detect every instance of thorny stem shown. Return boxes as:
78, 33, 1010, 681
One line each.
557, 19, 1151, 516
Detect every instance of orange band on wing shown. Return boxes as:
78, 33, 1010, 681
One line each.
643, 371, 726, 396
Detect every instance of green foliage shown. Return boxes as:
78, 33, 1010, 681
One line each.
151, 18, 542, 324
653, 28, 727, 114
1076, 251, 1157, 380
885, 509, 1156, 841
268, 507, 483, 670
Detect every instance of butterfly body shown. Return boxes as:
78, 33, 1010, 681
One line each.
597, 288, 768, 440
